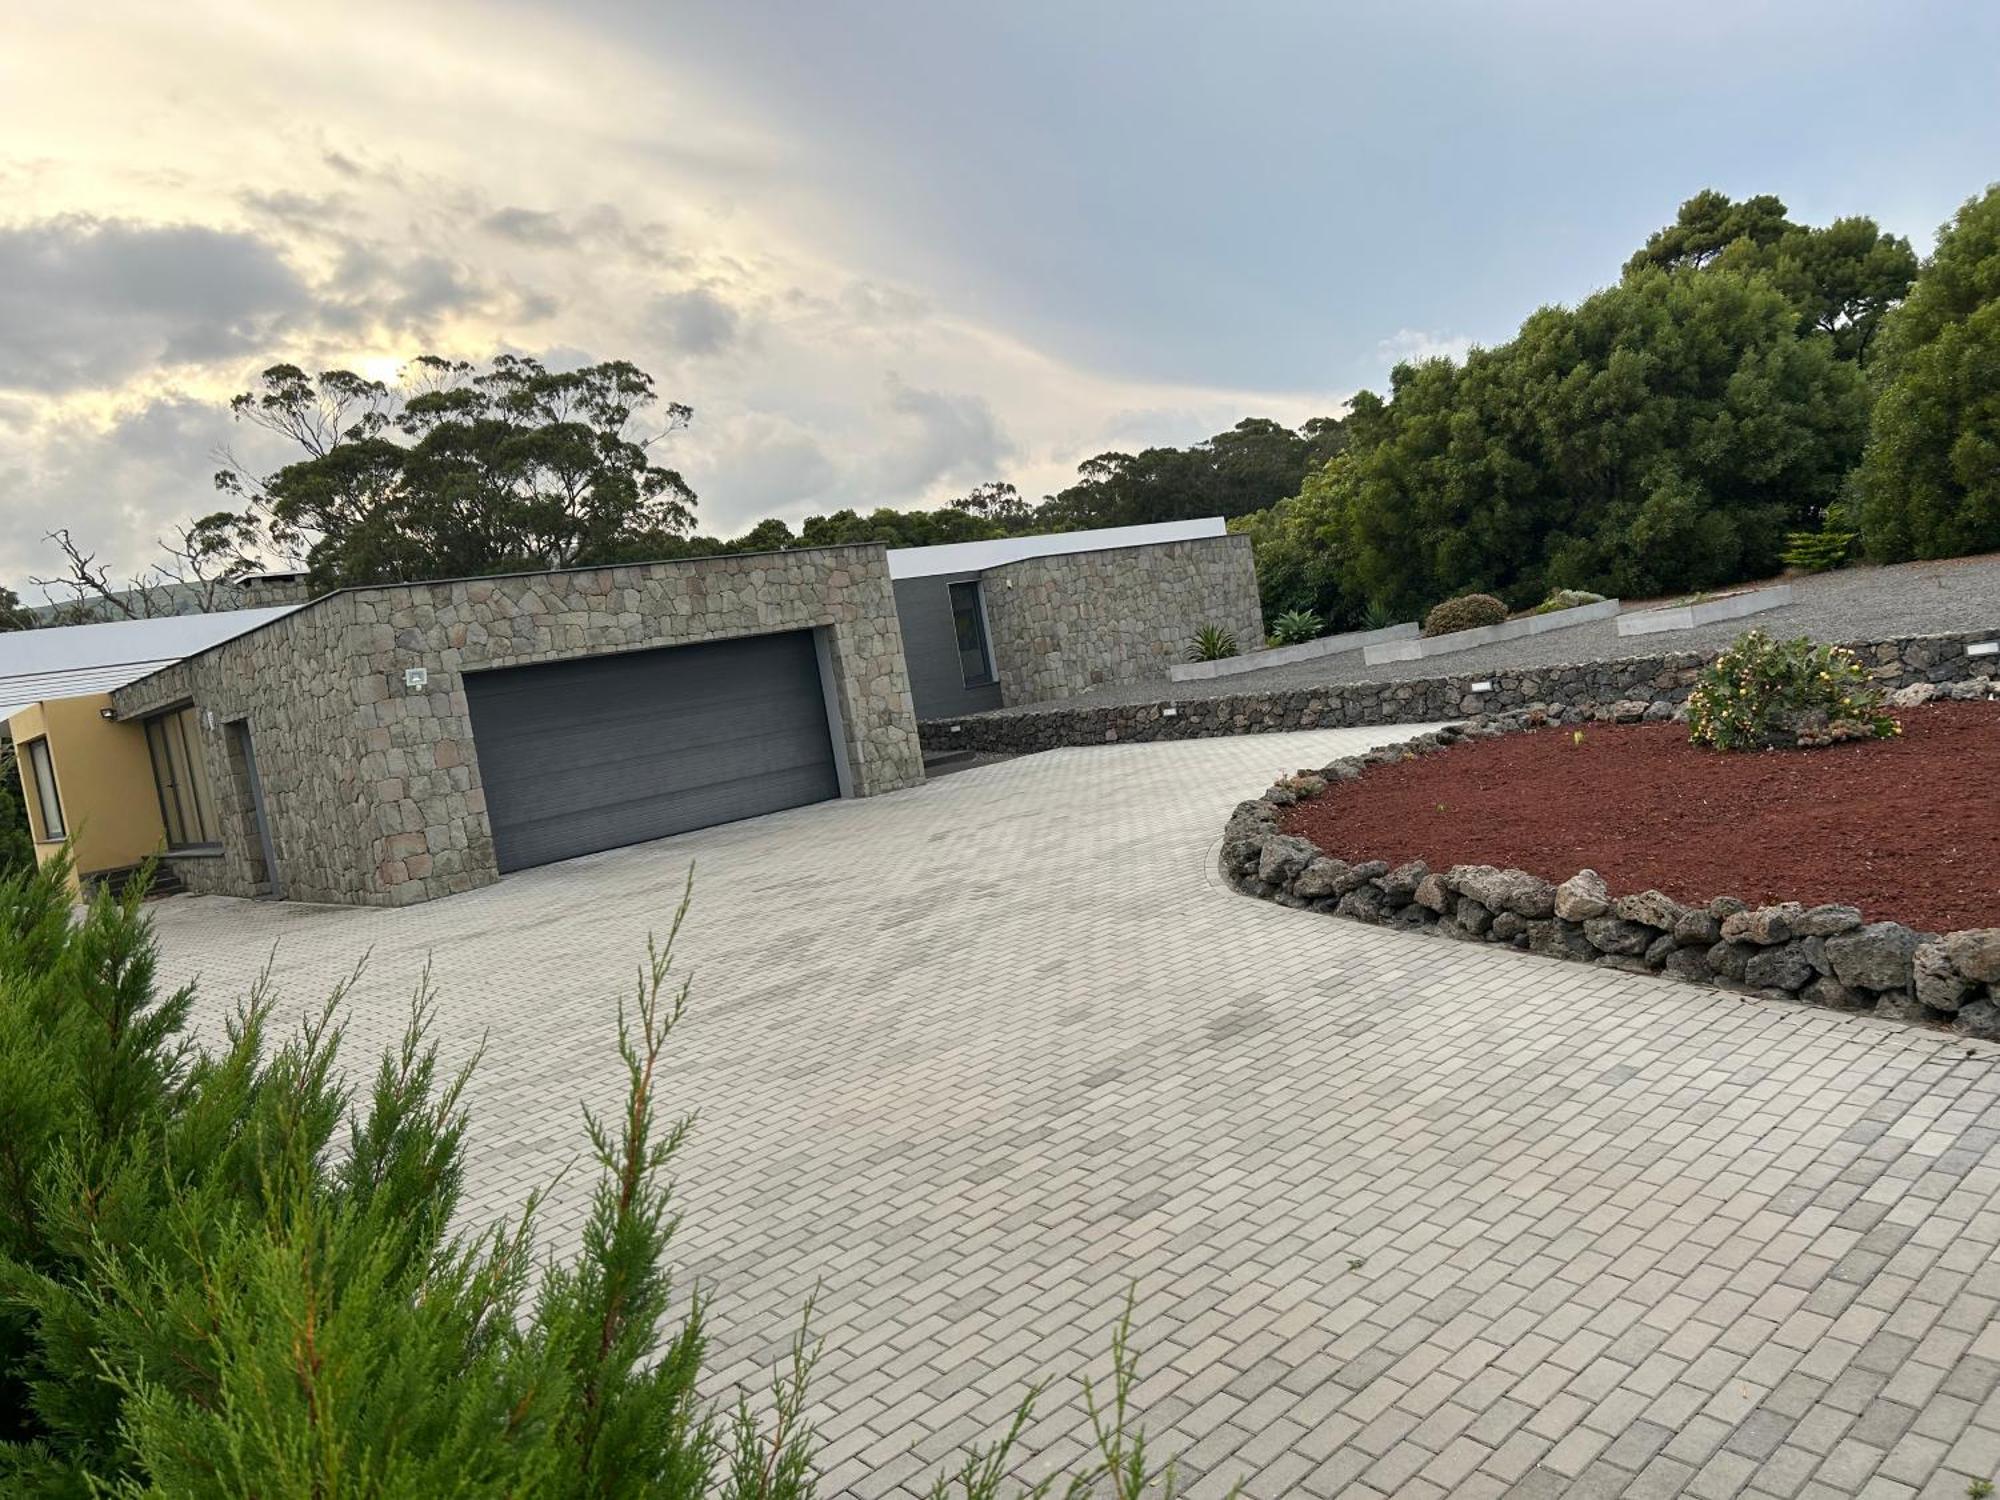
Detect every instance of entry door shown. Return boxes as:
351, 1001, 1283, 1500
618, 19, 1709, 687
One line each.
462, 630, 842, 873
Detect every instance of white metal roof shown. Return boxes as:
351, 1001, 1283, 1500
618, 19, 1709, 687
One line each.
0, 605, 303, 723
883, 517, 1229, 580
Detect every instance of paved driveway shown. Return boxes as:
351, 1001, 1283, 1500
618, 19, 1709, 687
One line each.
150, 727, 2000, 1499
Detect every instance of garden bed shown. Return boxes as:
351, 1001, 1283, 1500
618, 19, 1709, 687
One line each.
1280, 702, 1999, 931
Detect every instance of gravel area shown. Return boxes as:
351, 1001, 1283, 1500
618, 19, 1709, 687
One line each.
984, 551, 2000, 716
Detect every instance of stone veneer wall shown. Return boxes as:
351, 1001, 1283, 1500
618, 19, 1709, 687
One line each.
980, 535, 1263, 705
919, 628, 2000, 754
113, 547, 924, 907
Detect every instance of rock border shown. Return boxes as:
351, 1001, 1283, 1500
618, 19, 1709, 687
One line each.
1218, 697, 2000, 1041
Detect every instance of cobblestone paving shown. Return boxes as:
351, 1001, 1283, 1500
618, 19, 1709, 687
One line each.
984, 551, 2000, 712
149, 727, 2000, 1498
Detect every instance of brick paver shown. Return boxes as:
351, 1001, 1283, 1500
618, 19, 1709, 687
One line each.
148, 727, 2000, 1497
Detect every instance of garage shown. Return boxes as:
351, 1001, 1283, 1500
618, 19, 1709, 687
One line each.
463, 629, 843, 873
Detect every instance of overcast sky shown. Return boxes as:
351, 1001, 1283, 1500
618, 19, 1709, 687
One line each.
3, 0, 1997, 588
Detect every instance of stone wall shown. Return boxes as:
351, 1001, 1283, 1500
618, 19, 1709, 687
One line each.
113, 547, 925, 907
980, 535, 1263, 705
1219, 709, 2000, 1040
920, 627, 2000, 755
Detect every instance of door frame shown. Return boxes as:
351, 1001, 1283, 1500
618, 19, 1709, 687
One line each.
229, 719, 283, 901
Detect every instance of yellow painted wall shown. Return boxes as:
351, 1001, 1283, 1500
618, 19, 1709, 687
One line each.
7, 694, 167, 894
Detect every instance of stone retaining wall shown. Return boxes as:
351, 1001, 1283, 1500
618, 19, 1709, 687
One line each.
1218, 705, 2000, 1040
919, 628, 2000, 755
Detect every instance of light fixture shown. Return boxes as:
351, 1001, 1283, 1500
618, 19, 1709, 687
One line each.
1471, 680, 1493, 693
1970, 641, 1999, 658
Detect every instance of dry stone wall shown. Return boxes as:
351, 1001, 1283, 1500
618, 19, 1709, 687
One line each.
1220, 710, 2000, 1040
113, 547, 924, 907
920, 628, 2000, 754
981, 535, 1263, 704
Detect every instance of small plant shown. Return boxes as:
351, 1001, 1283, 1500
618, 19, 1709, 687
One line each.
1186, 624, 1240, 662
1572, 729, 1586, 747
1968, 1480, 1994, 1499
1686, 629, 1899, 751
1532, 588, 1607, 615
1268, 608, 1324, 645
1421, 593, 1508, 637
1782, 526, 1858, 572
1361, 600, 1395, 631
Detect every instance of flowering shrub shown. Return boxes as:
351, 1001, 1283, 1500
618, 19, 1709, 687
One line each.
1687, 630, 1900, 750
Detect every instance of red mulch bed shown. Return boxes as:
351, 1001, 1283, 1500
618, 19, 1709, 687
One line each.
1281, 701, 2000, 933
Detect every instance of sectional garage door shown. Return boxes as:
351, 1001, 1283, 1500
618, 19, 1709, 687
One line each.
463, 630, 842, 873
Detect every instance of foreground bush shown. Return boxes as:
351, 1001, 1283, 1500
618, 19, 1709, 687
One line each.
1421, 593, 1507, 637
1687, 630, 1898, 751
0, 862, 1199, 1497
1186, 624, 1239, 661
1268, 608, 1324, 645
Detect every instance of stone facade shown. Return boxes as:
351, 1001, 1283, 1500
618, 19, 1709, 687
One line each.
1221, 711, 2000, 1039
919, 627, 2000, 755
112, 547, 924, 907
979, 535, 1263, 704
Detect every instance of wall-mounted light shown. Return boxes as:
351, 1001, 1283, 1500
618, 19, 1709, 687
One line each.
403, 666, 430, 690
1970, 641, 1999, 658
1471, 680, 1494, 693
99, 707, 115, 720
1162, 704, 1179, 717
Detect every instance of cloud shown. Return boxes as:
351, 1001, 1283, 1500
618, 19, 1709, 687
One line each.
482, 206, 575, 247
1377, 328, 1477, 367
0, 216, 309, 392
648, 287, 741, 355
876, 377, 1011, 495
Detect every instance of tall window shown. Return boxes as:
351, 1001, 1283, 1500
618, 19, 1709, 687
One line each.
145, 707, 219, 848
949, 580, 995, 688
23, 737, 64, 841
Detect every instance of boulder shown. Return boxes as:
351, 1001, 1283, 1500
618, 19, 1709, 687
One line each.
1490, 911, 1527, 943
1914, 943, 1975, 1013
1414, 873, 1454, 914
1450, 865, 1557, 920
1379, 860, 1430, 900
1721, 904, 1805, 946
1322, 759, 1363, 782
1708, 895, 1749, 921
1386, 903, 1437, 932
1825, 922, 1922, 992
1291, 857, 1349, 900
1799, 935, 1831, 976
1642, 700, 1674, 723
1456, 898, 1494, 937
1609, 699, 1650, 723
1801, 974, 1866, 1010
1707, 941, 1753, 982
1872, 991, 1932, 1024
1597, 954, 1654, 975
1554, 869, 1613, 921
1335, 885, 1386, 924
1527, 919, 1598, 962
1333, 859, 1391, 896
1886, 682, 1939, 708
1644, 933, 1678, 968
1794, 904, 1864, 938
1583, 917, 1653, 957
1262, 785, 1297, 807
1255, 835, 1317, 887
1745, 942, 1815, 991
1956, 995, 2000, 1042
1613, 889, 1686, 931
1661, 946, 1712, 983
1943, 930, 2000, 985
1673, 909, 1722, 947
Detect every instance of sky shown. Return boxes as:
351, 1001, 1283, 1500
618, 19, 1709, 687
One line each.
3, 0, 1998, 589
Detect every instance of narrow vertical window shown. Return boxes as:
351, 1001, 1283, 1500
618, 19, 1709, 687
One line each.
949, 580, 995, 688
23, 738, 63, 840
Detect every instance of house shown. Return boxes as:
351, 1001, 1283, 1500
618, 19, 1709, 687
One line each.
3, 522, 1259, 907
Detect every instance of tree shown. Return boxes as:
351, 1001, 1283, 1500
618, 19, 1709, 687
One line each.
948, 480, 1035, 530
216, 355, 700, 589
0, 748, 33, 878
1036, 416, 1348, 532
1628, 190, 1916, 364
0, 587, 34, 632
28, 514, 266, 623
1857, 185, 2000, 560
795, 505, 1002, 549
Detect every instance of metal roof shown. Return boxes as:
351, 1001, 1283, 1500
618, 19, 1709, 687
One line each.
0, 605, 303, 723
883, 517, 1230, 580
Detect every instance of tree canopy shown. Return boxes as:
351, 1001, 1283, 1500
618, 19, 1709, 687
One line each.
1857, 185, 2000, 560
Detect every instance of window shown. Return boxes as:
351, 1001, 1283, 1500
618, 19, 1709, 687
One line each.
22, 737, 64, 841
949, 580, 995, 688
144, 707, 219, 848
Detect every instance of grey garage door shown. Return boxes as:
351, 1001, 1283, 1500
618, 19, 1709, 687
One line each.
463, 630, 842, 873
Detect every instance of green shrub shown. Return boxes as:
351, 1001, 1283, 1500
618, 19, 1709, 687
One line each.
1268, 609, 1324, 646
1186, 624, 1240, 661
1361, 600, 1395, 632
0, 862, 1205, 1497
1530, 589, 1607, 615
1420, 593, 1508, 637
1687, 629, 1899, 751
1780, 527, 1857, 572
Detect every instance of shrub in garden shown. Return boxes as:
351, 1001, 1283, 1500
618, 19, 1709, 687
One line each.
1780, 527, 1857, 572
1268, 609, 1324, 646
1420, 593, 1507, 637
1530, 589, 1607, 615
1186, 624, 1240, 661
1686, 629, 1899, 751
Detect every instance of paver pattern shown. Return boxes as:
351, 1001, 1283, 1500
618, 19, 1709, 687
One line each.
148, 727, 2000, 1498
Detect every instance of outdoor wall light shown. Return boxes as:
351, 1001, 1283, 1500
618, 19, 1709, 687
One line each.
98, 707, 114, 720
1970, 641, 1999, 657
1471, 680, 1494, 693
